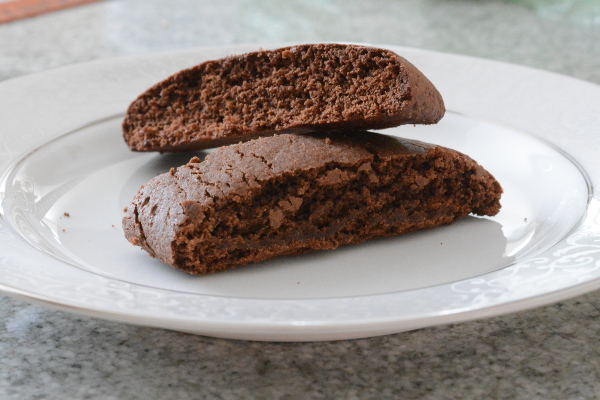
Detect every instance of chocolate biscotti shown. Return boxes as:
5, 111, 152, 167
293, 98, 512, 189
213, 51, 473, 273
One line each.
123, 131, 502, 275
122, 44, 445, 152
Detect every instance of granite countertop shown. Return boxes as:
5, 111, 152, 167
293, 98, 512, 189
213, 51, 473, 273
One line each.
2, 0, 600, 398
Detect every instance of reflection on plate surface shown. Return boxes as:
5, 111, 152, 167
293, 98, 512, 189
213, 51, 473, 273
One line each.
1, 44, 600, 341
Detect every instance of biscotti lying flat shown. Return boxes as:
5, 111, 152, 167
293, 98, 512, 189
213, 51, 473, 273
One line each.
123, 131, 502, 275
123, 44, 445, 152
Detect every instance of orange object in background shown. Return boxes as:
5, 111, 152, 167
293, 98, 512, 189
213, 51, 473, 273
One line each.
0, 0, 105, 24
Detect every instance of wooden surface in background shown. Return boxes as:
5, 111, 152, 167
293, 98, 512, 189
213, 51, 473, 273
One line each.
0, 0, 105, 24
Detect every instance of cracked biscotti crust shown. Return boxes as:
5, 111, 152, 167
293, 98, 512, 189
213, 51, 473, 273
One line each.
123, 131, 502, 275
122, 44, 445, 152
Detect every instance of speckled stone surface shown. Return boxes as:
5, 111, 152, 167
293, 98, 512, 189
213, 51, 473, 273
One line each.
2, 0, 600, 398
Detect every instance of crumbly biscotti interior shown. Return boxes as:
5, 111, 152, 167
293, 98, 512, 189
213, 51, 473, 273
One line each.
173, 147, 501, 274
123, 45, 435, 151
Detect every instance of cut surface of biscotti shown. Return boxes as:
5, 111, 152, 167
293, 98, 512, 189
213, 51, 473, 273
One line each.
122, 44, 445, 152
122, 131, 502, 275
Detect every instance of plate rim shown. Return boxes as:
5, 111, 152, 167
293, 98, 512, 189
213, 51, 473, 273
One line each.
2, 43, 600, 341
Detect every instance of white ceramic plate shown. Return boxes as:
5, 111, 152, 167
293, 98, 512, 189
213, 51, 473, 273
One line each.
1, 44, 600, 341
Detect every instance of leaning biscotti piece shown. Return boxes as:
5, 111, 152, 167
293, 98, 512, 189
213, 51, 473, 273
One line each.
122, 44, 445, 152
123, 132, 502, 275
